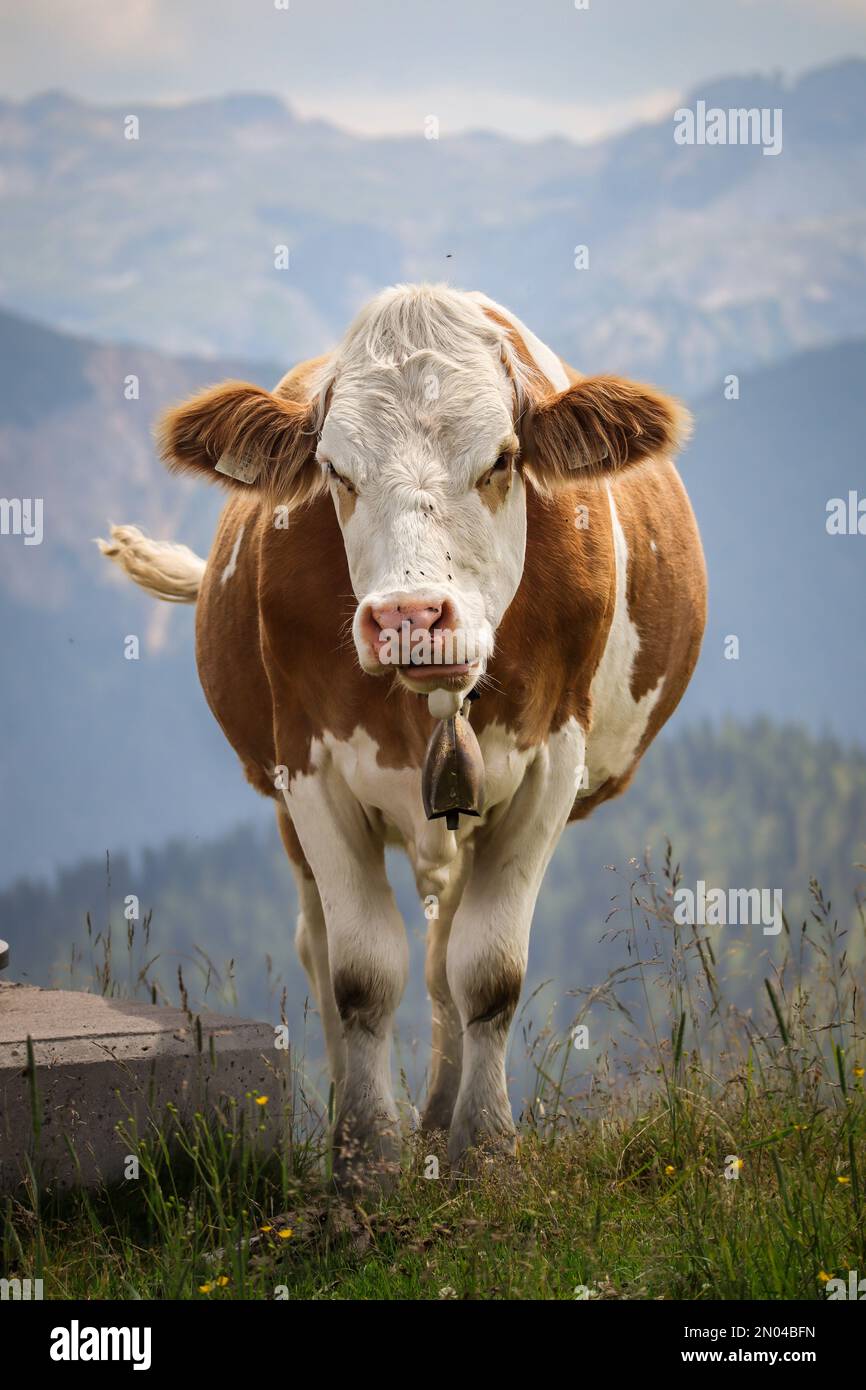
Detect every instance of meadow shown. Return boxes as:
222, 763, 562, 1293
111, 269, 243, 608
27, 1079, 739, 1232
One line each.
3, 848, 864, 1302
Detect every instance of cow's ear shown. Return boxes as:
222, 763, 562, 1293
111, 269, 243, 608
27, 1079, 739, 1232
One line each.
157, 381, 322, 502
520, 375, 691, 489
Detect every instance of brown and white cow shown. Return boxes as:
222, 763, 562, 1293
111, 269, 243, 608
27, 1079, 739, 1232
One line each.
100, 284, 705, 1184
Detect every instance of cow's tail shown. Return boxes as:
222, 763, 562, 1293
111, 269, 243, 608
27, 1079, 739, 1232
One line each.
96, 524, 206, 604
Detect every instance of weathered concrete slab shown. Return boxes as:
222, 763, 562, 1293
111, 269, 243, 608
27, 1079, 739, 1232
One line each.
0, 981, 290, 1190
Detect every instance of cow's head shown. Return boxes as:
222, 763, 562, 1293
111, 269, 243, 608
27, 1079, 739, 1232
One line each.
159, 286, 688, 695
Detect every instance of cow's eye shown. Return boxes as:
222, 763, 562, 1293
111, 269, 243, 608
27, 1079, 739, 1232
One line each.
327, 461, 355, 493
478, 454, 512, 486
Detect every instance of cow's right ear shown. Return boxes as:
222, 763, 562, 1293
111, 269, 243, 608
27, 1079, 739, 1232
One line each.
157, 381, 322, 502
519, 375, 691, 489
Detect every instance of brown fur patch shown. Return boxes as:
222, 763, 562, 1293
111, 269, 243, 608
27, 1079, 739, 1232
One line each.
473, 473, 615, 748
158, 381, 324, 506
332, 965, 394, 1036
522, 375, 691, 486
476, 455, 515, 513
613, 460, 707, 729
336, 483, 357, 525
567, 460, 706, 821
480, 305, 551, 409
465, 962, 524, 1030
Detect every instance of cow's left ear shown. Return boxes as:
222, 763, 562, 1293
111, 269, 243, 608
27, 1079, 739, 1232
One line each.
157, 380, 321, 501
520, 375, 691, 487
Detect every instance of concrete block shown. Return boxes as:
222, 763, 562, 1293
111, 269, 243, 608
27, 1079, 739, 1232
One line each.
0, 981, 289, 1190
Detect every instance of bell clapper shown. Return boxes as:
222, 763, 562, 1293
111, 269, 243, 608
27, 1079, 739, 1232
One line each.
427, 688, 462, 721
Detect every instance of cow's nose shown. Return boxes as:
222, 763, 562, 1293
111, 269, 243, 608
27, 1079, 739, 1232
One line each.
370, 600, 443, 634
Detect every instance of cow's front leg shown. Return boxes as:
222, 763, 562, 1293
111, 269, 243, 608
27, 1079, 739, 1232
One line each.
419, 845, 472, 1133
282, 771, 408, 1192
446, 724, 585, 1167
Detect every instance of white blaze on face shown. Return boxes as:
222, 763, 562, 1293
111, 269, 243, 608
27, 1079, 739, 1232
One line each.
315, 287, 531, 683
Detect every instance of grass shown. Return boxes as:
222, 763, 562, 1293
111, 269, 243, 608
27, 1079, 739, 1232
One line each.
3, 848, 865, 1301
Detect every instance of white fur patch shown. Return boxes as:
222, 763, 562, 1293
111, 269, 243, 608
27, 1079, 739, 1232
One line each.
317, 285, 529, 676
220, 525, 245, 585
281, 718, 540, 898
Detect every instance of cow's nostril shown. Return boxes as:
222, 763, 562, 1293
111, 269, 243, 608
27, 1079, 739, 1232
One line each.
370, 599, 444, 634
408, 604, 443, 631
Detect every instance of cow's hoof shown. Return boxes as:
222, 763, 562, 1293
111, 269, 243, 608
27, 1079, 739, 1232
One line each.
447, 1112, 517, 1173
332, 1114, 401, 1197
419, 1092, 457, 1134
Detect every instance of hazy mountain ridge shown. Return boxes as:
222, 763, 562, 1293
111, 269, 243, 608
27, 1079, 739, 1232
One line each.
0, 307, 282, 608
0, 307, 284, 881
1, 58, 865, 390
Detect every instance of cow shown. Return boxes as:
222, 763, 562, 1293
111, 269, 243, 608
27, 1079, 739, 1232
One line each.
100, 284, 706, 1187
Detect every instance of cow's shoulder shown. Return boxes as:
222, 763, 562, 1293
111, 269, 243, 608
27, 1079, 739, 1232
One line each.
476, 472, 617, 746
566, 458, 706, 819
609, 458, 707, 710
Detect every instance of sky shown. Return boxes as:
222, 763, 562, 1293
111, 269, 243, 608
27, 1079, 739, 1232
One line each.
2, 0, 866, 142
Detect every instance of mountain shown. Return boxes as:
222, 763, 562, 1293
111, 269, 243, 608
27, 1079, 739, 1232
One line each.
0, 308, 864, 884
1, 59, 865, 394
0, 308, 281, 883
683, 337, 866, 737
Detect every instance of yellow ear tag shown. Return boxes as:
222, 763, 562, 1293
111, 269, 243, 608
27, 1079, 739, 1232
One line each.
215, 452, 262, 485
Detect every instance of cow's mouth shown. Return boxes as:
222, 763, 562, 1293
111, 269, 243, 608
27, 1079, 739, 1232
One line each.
395, 660, 479, 693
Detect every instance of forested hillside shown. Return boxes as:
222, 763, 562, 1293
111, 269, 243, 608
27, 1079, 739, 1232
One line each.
3, 719, 863, 1080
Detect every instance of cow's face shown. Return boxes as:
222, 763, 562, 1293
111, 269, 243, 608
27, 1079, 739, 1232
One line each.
158, 287, 688, 697
316, 348, 526, 695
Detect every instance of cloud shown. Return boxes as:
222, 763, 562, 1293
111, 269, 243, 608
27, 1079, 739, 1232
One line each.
291, 85, 681, 144
17, 0, 183, 58
2, 0, 864, 143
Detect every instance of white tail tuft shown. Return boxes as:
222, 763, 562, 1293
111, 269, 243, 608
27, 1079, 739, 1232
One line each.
96, 524, 206, 603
